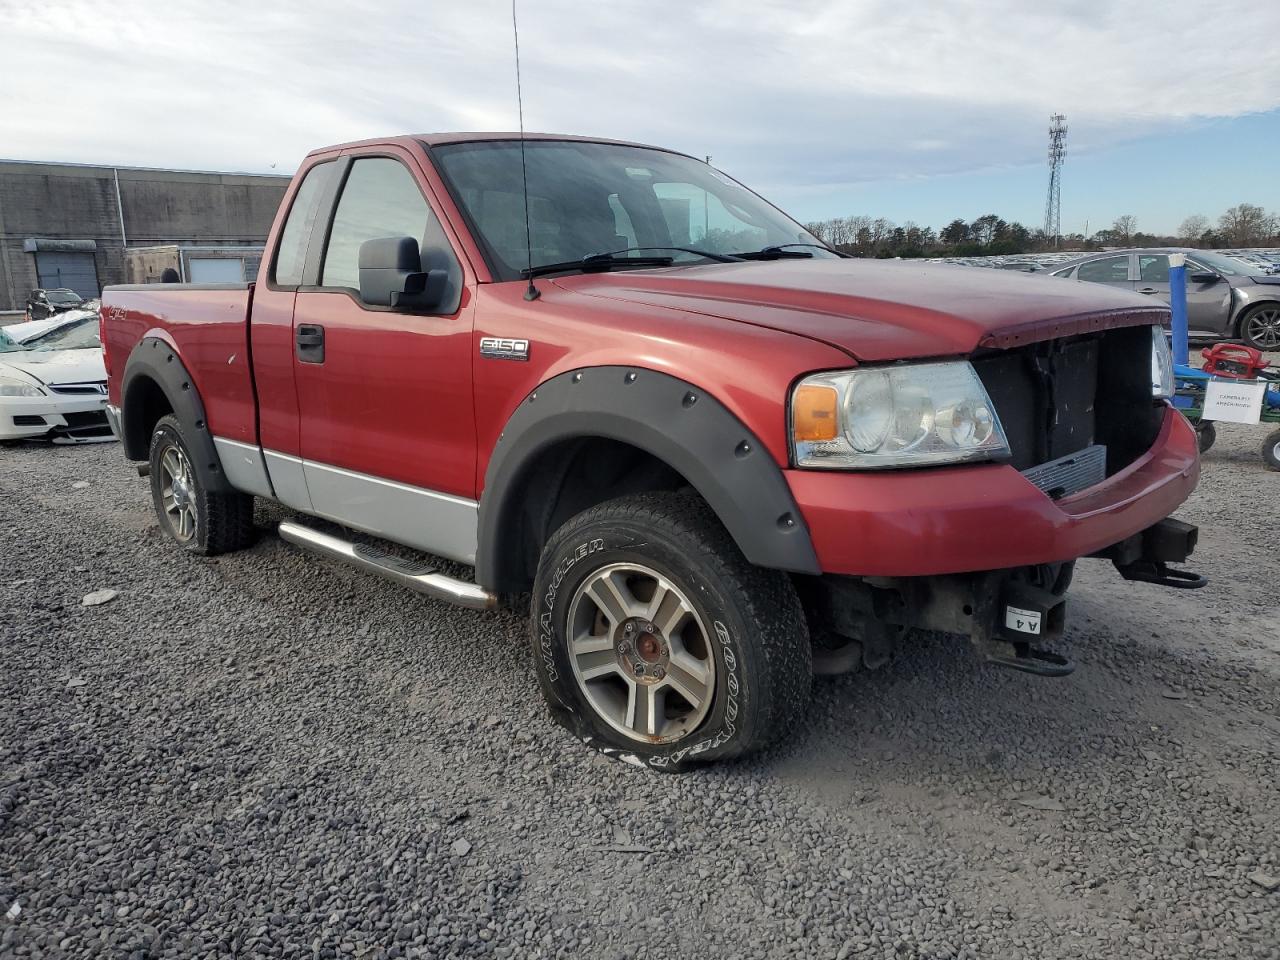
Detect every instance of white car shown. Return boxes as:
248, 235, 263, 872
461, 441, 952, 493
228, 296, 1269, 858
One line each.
0, 312, 114, 444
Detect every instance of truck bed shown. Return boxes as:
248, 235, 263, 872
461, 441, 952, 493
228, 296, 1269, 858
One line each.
101, 283, 259, 445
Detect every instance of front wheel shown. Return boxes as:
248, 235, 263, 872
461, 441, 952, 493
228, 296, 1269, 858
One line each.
1196, 421, 1217, 454
148, 414, 256, 555
530, 492, 811, 771
1239, 304, 1280, 352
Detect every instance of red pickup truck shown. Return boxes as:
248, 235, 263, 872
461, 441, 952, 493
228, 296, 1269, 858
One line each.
101, 133, 1202, 770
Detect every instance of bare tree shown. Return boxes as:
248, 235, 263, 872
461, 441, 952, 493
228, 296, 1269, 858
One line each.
1111, 215, 1138, 244
869, 218, 893, 254
826, 216, 853, 249
804, 221, 830, 244
1177, 215, 1210, 246
1217, 204, 1274, 246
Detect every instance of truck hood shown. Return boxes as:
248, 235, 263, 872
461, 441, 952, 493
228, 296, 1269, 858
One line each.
557, 259, 1167, 361
0, 347, 106, 386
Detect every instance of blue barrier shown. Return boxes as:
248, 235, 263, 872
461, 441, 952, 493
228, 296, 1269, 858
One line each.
1169, 253, 1189, 365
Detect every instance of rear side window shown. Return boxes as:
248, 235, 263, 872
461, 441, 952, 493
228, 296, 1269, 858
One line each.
274, 161, 337, 286
1139, 255, 1170, 283
1077, 255, 1129, 283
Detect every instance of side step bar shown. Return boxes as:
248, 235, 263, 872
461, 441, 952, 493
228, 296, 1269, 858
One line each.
277, 521, 497, 611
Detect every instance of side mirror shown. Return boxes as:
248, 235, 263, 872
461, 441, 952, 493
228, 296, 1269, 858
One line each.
1189, 271, 1219, 284
358, 236, 447, 309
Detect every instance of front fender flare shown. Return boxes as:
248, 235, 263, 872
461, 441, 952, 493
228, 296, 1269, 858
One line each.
120, 337, 231, 492
476, 366, 819, 591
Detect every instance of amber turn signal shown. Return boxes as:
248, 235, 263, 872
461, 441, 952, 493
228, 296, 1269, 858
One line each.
792, 384, 838, 441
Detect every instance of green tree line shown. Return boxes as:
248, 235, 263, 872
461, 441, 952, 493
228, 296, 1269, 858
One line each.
803, 204, 1280, 258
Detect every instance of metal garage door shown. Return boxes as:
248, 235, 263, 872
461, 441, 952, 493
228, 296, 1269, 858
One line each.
187, 257, 246, 283
35, 252, 100, 298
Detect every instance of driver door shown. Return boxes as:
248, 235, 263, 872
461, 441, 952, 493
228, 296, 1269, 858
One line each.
291, 150, 479, 563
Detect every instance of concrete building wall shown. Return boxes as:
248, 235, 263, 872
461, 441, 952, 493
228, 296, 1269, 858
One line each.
0, 160, 289, 312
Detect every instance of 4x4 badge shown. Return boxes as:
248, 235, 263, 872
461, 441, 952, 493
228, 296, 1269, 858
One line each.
479, 337, 529, 361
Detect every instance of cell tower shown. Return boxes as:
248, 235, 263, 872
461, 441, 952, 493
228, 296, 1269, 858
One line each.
1044, 114, 1067, 245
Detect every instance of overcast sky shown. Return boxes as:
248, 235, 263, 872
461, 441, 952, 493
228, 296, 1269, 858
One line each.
4, 0, 1279, 234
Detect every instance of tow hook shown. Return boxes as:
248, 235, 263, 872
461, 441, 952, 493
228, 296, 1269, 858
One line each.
985, 644, 1074, 678
1103, 517, 1207, 590
988, 580, 1074, 677
1115, 561, 1207, 589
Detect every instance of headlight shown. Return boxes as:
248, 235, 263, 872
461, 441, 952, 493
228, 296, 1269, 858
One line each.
0, 376, 43, 397
792, 361, 1010, 469
1151, 325, 1174, 399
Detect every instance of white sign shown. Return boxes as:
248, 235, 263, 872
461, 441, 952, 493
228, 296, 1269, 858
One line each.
1202, 379, 1267, 425
1004, 605, 1042, 636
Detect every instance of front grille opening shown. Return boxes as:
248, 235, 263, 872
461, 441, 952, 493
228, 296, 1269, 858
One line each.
13, 415, 47, 426
973, 325, 1162, 479
48, 382, 107, 396
61, 411, 108, 429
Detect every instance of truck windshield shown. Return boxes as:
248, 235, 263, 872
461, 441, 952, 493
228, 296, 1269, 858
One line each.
430, 140, 833, 281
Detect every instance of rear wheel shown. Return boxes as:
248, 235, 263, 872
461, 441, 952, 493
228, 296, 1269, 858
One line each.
1239, 304, 1280, 351
530, 492, 811, 770
1262, 429, 1280, 472
148, 414, 256, 555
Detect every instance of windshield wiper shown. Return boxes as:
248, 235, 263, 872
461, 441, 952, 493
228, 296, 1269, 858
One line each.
592, 246, 742, 263
521, 255, 673, 280
521, 246, 741, 280
729, 243, 849, 261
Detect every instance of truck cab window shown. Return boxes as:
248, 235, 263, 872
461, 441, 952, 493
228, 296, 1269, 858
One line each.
321, 158, 462, 311
273, 161, 336, 286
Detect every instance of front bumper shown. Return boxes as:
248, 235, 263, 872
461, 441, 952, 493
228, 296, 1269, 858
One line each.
0, 393, 115, 444
787, 404, 1199, 577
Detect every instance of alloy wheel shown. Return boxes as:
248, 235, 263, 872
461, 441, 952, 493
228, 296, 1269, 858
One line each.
160, 444, 198, 542
566, 562, 716, 744
1245, 307, 1280, 350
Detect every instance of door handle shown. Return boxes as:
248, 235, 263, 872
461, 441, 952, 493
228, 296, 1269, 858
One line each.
296, 324, 325, 363
1138, 288, 1159, 294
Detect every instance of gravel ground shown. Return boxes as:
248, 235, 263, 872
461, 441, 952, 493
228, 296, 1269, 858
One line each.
1, 421, 1278, 960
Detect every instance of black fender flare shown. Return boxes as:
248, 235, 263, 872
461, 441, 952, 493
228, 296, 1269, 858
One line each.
476, 366, 819, 591
120, 337, 231, 492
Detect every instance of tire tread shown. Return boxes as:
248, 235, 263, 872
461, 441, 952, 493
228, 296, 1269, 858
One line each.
150, 414, 256, 556
539, 491, 811, 765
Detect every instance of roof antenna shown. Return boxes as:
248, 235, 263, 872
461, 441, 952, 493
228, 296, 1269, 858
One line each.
512, 0, 540, 301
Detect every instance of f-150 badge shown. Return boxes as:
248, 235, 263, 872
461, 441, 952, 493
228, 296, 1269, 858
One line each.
480, 337, 529, 361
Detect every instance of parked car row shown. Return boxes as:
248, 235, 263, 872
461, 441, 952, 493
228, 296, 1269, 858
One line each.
0, 306, 113, 444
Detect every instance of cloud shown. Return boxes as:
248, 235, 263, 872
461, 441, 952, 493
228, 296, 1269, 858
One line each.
2, 0, 1277, 211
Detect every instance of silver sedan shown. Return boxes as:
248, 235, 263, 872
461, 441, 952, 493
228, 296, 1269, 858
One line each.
1051, 249, 1280, 350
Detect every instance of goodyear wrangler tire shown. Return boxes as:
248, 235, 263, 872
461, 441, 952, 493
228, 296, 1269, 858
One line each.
530, 492, 811, 770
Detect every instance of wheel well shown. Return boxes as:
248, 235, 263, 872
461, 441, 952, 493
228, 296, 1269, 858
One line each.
121, 374, 173, 460
496, 437, 691, 593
